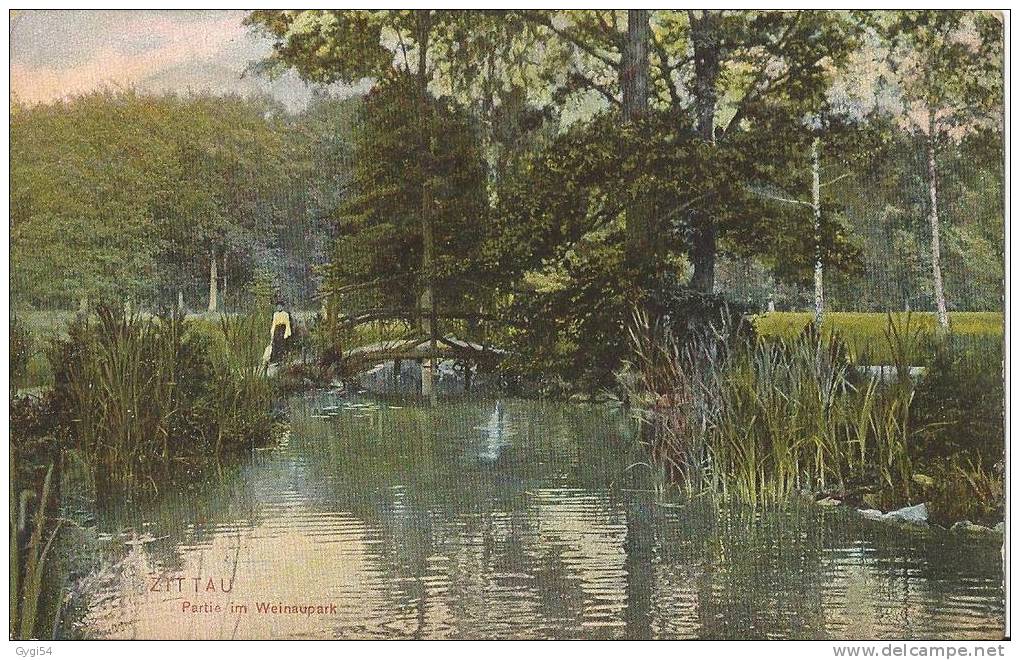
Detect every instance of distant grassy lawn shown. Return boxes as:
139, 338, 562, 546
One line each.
753, 312, 1004, 363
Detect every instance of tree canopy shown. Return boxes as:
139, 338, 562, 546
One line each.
10, 10, 1004, 392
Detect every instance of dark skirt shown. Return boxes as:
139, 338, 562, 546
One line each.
270, 324, 290, 364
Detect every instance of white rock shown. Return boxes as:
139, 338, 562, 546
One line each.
883, 503, 928, 524
859, 509, 885, 521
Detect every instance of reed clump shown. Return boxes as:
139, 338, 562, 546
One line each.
47, 304, 278, 492
626, 312, 916, 506
9, 458, 61, 640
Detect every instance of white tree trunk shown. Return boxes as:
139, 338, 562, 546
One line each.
927, 132, 950, 333
177, 290, 185, 312
812, 137, 824, 329
222, 252, 228, 311
208, 251, 218, 313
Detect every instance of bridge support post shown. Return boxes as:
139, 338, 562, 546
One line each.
422, 356, 435, 401
420, 289, 437, 405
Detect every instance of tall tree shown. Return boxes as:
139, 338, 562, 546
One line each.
247, 10, 495, 401
620, 10, 654, 286
882, 10, 1003, 332
147, 93, 289, 312
516, 10, 863, 293
10, 92, 159, 307
507, 11, 658, 282
323, 75, 488, 321
687, 10, 723, 293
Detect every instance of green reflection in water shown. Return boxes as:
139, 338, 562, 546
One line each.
82, 394, 1004, 640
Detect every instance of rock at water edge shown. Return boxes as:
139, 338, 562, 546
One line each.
883, 503, 928, 524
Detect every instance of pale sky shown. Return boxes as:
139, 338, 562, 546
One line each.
10, 10, 346, 111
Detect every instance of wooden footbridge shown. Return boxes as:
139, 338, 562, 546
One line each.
341, 335, 506, 374
314, 283, 509, 400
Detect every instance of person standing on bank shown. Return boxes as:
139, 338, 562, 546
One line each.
269, 303, 292, 365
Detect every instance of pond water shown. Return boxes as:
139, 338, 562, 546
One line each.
82, 394, 1005, 640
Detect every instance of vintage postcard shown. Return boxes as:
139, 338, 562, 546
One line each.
8, 8, 1007, 646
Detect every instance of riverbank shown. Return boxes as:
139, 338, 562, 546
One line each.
627, 313, 1004, 529
10, 305, 1004, 638
10, 384, 1005, 639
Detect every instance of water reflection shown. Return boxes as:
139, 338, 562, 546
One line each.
83, 394, 1005, 639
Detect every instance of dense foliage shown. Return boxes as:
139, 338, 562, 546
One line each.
10, 10, 1004, 394
321, 74, 490, 324
11, 92, 323, 310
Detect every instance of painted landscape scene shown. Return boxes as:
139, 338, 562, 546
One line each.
8, 9, 1006, 641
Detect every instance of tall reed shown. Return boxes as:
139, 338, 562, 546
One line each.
209, 311, 274, 456
10, 460, 62, 639
49, 304, 277, 492
626, 313, 916, 505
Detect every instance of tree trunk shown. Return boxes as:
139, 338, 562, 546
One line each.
208, 250, 218, 313
221, 252, 227, 312
417, 13, 438, 406
177, 290, 185, 312
926, 128, 950, 333
689, 10, 721, 294
690, 227, 718, 294
78, 295, 88, 314
622, 10, 653, 282
812, 137, 824, 329
622, 10, 650, 122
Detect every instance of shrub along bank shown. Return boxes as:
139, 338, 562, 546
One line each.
42, 306, 279, 491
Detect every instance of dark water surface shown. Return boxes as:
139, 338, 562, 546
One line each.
83, 394, 1005, 639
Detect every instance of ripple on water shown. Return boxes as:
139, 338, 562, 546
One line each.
81, 395, 1005, 640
